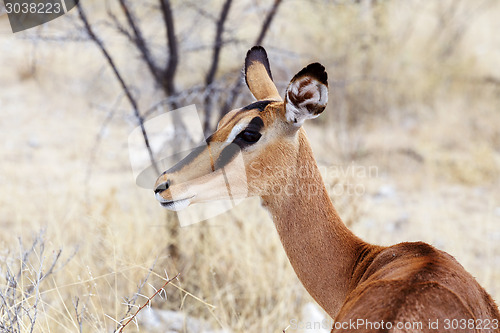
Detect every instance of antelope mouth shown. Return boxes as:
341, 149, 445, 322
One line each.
155, 193, 195, 211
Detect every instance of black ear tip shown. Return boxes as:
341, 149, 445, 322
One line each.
305, 62, 328, 86
248, 45, 266, 53
292, 62, 328, 87
246, 46, 268, 63
245, 45, 273, 82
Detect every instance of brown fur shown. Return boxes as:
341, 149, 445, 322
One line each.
155, 47, 500, 332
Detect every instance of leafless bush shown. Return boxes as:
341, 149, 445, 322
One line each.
0, 230, 76, 333
75, 0, 283, 141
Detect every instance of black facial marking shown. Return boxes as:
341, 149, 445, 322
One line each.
241, 100, 273, 112
214, 143, 241, 170
246, 116, 264, 131
213, 116, 264, 170
205, 134, 214, 144
165, 145, 206, 173
233, 116, 264, 149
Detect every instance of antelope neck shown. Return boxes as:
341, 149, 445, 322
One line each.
261, 130, 374, 316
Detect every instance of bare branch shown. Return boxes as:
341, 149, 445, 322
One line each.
117, 0, 163, 87
203, 0, 233, 134
185, 1, 217, 21
159, 0, 178, 102
106, 8, 134, 43
205, 0, 233, 87
219, 0, 283, 120
0, 230, 75, 332
73, 297, 84, 333
254, 0, 283, 46
77, 2, 159, 175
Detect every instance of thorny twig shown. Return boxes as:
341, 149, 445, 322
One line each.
116, 273, 180, 333
117, 258, 158, 326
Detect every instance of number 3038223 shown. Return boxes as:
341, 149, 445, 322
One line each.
443, 319, 499, 330
5, 2, 62, 15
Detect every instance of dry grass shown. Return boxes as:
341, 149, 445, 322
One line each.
0, 0, 499, 332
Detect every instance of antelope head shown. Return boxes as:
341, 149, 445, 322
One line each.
154, 46, 328, 211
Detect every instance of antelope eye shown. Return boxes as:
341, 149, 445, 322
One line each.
238, 130, 261, 143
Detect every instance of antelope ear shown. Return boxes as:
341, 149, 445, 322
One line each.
245, 46, 282, 101
284, 63, 328, 127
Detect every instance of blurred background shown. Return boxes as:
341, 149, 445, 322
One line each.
0, 0, 499, 332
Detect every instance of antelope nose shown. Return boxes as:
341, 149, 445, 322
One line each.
154, 180, 170, 194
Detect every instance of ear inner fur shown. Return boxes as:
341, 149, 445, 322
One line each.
284, 63, 328, 126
